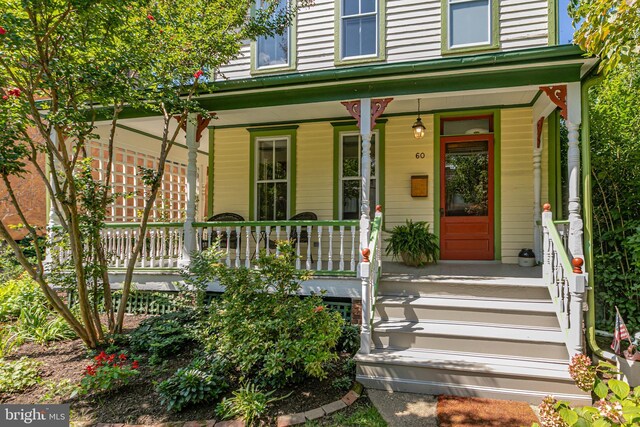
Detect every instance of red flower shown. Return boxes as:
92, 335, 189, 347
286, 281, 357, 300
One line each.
132, 360, 139, 369
95, 351, 107, 361
119, 353, 127, 361
2, 95, 7, 101
313, 306, 325, 313
7, 88, 21, 97
0, 27, 6, 35
147, 14, 155, 21
107, 354, 116, 363
193, 70, 204, 79
85, 365, 96, 376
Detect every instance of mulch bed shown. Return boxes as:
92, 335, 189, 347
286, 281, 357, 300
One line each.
0, 314, 352, 426
437, 395, 539, 427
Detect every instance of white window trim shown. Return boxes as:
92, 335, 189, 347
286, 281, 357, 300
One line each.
447, 0, 492, 50
254, 136, 291, 221
340, 0, 379, 60
338, 131, 379, 220
255, 0, 293, 70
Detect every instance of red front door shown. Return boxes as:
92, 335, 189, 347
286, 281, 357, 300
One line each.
440, 134, 494, 260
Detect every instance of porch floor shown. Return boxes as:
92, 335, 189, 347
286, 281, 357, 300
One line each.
382, 261, 543, 285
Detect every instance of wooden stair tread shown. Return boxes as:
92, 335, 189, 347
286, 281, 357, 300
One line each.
375, 295, 556, 312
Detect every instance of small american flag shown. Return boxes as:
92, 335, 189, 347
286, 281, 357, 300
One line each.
611, 306, 632, 355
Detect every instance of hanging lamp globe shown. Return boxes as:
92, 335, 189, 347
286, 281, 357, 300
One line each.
412, 117, 425, 139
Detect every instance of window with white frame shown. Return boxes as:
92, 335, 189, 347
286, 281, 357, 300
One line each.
447, 0, 492, 48
339, 132, 378, 220
341, 0, 378, 59
256, 0, 291, 69
255, 137, 289, 220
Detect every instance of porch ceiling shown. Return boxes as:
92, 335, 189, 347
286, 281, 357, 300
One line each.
118, 85, 539, 142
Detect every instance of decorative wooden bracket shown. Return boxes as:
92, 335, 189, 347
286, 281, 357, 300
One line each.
536, 117, 545, 149
341, 98, 394, 129
539, 85, 567, 120
174, 112, 216, 142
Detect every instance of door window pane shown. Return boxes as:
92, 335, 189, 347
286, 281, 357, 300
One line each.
444, 141, 489, 216
442, 118, 492, 135
449, 0, 490, 47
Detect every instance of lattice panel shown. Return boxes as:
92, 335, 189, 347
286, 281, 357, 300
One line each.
86, 140, 190, 222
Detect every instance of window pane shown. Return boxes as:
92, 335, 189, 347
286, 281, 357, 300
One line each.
258, 140, 273, 180
361, 0, 376, 14
450, 0, 490, 46
442, 118, 491, 135
257, 182, 274, 221
342, 135, 359, 177
370, 135, 376, 176
257, 28, 289, 67
342, 180, 359, 220
369, 178, 377, 215
343, 0, 359, 15
444, 141, 489, 216
343, 16, 376, 57
275, 182, 287, 220
274, 139, 287, 179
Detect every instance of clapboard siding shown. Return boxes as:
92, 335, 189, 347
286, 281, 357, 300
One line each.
295, 122, 334, 220
500, 108, 535, 263
216, 0, 550, 81
213, 128, 250, 219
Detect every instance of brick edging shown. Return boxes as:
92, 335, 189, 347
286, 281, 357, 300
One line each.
94, 383, 363, 427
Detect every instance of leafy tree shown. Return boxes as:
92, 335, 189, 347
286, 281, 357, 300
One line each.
570, 0, 640, 73
588, 59, 640, 331
0, 0, 308, 347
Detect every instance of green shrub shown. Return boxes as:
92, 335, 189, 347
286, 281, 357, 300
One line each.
12, 305, 76, 345
337, 323, 360, 355
197, 243, 343, 388
0, 357, 41, 393
332, 375, 352, 391
73, 351, 140, 397
216, 382, 287, 425
129, 310, 196, 364
0, 276, 44, 322
157, 355, 229, 412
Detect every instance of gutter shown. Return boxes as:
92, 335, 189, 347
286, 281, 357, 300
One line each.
581, 73, 611, 361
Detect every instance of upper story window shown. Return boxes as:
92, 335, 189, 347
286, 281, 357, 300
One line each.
255, 0, 291, 70
444, 0, 497, 52
341, 0, 378, 59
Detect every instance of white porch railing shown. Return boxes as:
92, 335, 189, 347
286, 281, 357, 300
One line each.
359, 206, 383, 354
102, 223, 185, 268
541, 204, 588, 359
193, 220, 359, 275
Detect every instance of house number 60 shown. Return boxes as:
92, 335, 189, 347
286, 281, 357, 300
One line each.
415, 152, 425, 159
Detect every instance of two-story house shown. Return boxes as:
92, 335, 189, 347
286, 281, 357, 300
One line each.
80, 0, 600, 404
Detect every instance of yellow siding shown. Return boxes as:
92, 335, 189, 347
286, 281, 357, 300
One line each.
296, 122, 334, 220
383, 115, 435, 260
213, 128, 250, 219
501, 108, 535, 263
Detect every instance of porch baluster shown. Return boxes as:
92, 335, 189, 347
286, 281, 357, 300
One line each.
328, 226, 334, 271
235, 226, 241, 268
295, 226, 302, 270
316, 226, 323, 271
245, 227, 251, 268
339, 226, 345, 271
225, 226, 232, 266
306, 226, 312, 270
350, 225, 356, 271
275, 226, 281, 255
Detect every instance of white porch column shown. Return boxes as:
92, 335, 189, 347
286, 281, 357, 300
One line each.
533, 144, 543, 262
181, 113, 199, 266
359, 98, 372, 251
566, 83, 583, 259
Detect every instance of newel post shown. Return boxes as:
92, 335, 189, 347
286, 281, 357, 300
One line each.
569, 258, 586, 356
359, 248, 371, 354
541, 203, 552, 284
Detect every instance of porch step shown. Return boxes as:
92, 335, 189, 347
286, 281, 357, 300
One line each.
379, 276, 549, 300
372, 319, 569, 360
356, 348, 590, 405
375, 295, 558, 327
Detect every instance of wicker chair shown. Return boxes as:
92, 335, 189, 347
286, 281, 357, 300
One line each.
206, 212, 244, 250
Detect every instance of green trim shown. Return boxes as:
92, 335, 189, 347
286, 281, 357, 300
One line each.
334, 0, 387, 66
207, 128, 215, 217
441, 0, 500, 55
250, 5, 298, 76
547, 110, 561, 219
433, 108, 501, 260
248, 127, 298, 220
310, 270, 358, 277
331, 122, 386, 220
581, 75, 607, 360
548, 0, 559, 46
116, 124, 208, 155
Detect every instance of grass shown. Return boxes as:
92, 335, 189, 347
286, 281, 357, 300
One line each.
304, 400, 387, 427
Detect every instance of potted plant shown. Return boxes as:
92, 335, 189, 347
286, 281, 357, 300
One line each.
385, 220, 439, 267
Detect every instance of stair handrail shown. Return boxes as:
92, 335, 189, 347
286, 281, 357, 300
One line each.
358, 205, 383, 355
541, 203, 588, 359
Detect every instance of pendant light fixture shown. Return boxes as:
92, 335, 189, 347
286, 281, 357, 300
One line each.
412, 99, 425, 139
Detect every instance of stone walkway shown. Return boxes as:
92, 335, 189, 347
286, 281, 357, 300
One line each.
367, 390, 439, 427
